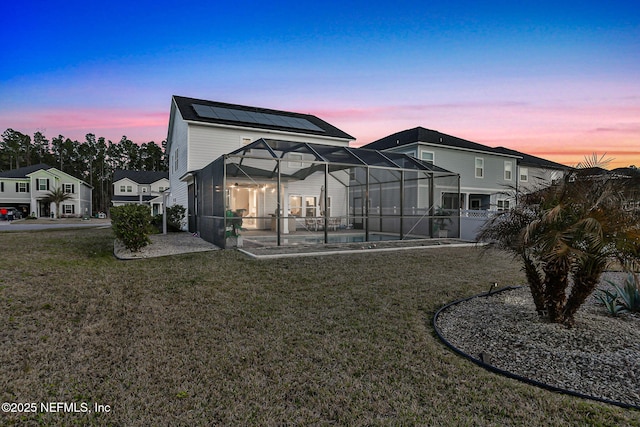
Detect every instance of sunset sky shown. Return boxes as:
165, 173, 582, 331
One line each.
1, 1, 638, 168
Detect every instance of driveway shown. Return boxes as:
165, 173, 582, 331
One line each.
0, 218, 111, 231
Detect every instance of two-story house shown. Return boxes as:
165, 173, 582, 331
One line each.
167, 95, 355, 232
0, 164, 92, 218
111, 170, 169, 216
363, 127, 522, 212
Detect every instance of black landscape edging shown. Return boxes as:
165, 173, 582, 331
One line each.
432, 287, 640, 411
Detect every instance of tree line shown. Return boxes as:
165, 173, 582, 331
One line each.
0, 128, 168, 213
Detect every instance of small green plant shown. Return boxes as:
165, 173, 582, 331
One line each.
610, 274, 640, 313
595, 289, 625, 317
110, 204, 154, 252
599, 274, 640, 316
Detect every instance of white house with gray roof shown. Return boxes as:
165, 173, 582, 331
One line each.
166, 95, 355, 231
112, 170, 169, 216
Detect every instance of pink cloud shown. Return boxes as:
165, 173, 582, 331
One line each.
0, 107, 169, 143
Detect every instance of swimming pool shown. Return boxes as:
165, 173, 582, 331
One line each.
245, 232, 418, 246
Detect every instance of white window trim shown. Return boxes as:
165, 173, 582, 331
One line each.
421, 151, 435, 164
288, 153, 303, 168
475, 157, 484, 179
504, 161, 513, 181
520, 167, 529, 182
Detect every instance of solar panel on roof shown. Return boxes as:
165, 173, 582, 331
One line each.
192, 104, 325, 133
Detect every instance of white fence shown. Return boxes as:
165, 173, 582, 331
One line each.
460, 209, 495, 241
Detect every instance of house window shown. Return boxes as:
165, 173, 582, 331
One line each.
520, 167, 529, 182
1, 182, 4, 192
497, 199, 510, 212
63, 183, 74, 193
289, 195, 302, 216
158, 186, 165, 192
421, 151, 435, 164
173, 149, 179, 172
475, 158, 484, 178
38, 179, 49, 191
141, 187, 148, 193
305, 196, 317, 217
18, 182, 29, 193
126, 186, 133, 193
63, 204, 75, 214
288, 153, 303, 168
120, 185, 126, 192
504, 161, 513, 181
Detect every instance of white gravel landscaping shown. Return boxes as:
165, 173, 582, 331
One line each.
435, 272, 640, 408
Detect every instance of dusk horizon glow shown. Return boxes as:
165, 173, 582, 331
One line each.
1, 1, 638, 169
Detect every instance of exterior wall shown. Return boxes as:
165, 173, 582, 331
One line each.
518, 166, 565, 193
0, 178, 31, 209
168, 110, 190, 218
150, 178, 169, 193
167, 105, 353, 230
386, 143, 517, 210
113, 178, 139, 196
29, 169, 91, 218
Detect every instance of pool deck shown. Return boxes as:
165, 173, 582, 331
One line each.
238, 236, 480, 259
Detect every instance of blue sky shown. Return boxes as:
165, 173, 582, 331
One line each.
1, 0, 639, 167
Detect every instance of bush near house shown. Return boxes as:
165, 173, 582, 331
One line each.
166, 204, 186, 230
111, 204, 154, 251
152, 204, 186, 232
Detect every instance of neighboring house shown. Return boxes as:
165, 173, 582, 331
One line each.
363, 127, 521, 212
0, 163, 92, 218
492, 146, 572, 197
166, 95, 355, 232
362, 127, 573, 240
112, 170, 169, 216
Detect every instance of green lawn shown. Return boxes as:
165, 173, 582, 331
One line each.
1, 228, 639, 426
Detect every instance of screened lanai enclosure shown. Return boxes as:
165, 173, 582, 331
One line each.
193, 139, 460, 249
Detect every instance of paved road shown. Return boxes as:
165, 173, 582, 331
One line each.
0, 220, 111, 231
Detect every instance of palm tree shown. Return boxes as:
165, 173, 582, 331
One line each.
479, 167, 640, 327
43, 187, 73, 219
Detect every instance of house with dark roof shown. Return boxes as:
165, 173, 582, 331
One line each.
0, 164, 92, 218
112, 170, 169, 216
167, 95, 356, 232
363, 127, 521, 212
165, 96, 463, 247
362, 127, 575, 240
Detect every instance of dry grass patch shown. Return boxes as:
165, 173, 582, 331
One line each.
1, 228, 639, 426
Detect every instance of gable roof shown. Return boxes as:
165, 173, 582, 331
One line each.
492, 147, 572, 170
0, 163, 52, 178
113, 170, 169, 184
362, 127, 513, 157
172, 95, 355, 140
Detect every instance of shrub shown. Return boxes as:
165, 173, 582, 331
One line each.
111, 204, 153, 252
166, 204, 186, 230
478, 170, 640, 327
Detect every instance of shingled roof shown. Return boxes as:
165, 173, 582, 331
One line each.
492, 147, 572, 170
362, 127, 507, 155
0, 163, 52, 178
172, 95, 355, 140
113, 170, 168, 184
